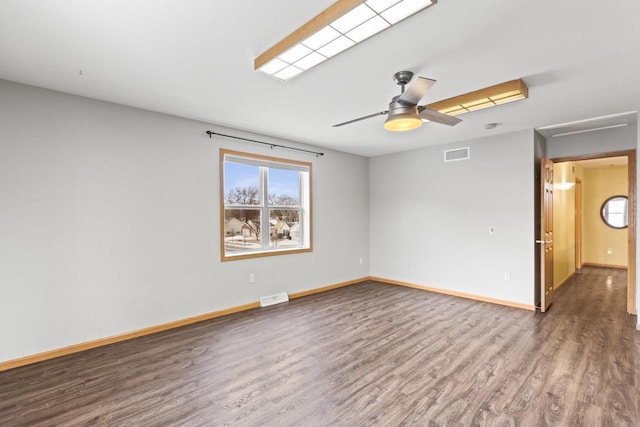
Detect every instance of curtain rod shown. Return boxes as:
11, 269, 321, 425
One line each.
206, 131, 324, 157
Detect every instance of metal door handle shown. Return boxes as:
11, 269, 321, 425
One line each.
535, 240, 553, 244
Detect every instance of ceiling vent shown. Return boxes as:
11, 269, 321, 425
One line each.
444, 147, 470, 162
536, 111, 637, 139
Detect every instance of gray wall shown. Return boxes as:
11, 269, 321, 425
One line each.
546, 124, 637, 159
369, 130, 536, 306
0, 80, 370, 363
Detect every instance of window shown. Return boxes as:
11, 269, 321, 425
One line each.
220, 149, 312, 260
601, 195, 628, 229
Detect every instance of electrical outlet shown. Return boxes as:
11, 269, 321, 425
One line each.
249, 273, 255, 283
606, 248, 613, 254
489, 226, 495, 235
503, 272, 511, 281
359, 257, 363, 265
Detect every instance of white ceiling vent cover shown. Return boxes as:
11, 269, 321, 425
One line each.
444, 147, 470, 162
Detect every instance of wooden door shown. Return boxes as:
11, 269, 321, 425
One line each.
575, 178, 582, 270
540, 157, 554, 311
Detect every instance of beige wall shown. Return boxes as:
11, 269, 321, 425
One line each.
583, 165, 628, 267
553, 162, 584, 287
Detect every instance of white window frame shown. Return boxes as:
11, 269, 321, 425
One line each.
220, 149, 312, 261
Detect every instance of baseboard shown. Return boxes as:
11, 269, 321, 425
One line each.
555, 271, 575, 289
0, 301, 260, 373
289, 277, 366, 299
370, 276, 536, 311
582, 262, 628, 270
0, 277, 369, 372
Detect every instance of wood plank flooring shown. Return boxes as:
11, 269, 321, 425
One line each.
0, 267, 638, 426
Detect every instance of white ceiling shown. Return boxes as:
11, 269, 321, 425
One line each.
1, 0, 639, 157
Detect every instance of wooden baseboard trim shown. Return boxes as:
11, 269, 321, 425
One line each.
0, 277, 370, 373
370, 276, 536, 311
0, 301, 260, 373
289, 277, 367, 299
581, 262, 628, 270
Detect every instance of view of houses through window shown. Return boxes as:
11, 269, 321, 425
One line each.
221, 150, 311, 259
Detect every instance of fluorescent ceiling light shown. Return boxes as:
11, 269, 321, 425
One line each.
426, 79, 529, 116
259, 58, 288, 76
274, 66, 303, 81
278, 44, 312, 64
331, 4, 375, 33
302, 26, 341, 50
294, 52, 328, 70
366, 0, 402, 13
255, 0, 438, 81
382, 0, 433, 24
346, 15, 390, 42
317, 36, 355, 58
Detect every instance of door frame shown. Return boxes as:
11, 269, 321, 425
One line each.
540, 156, 555, 312
551, 149, 636, 314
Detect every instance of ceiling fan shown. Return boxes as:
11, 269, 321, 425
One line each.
333, 71, 462, 132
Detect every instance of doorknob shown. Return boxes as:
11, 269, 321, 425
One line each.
535, 240, 553, 244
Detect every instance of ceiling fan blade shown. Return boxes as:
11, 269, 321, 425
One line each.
419, 107, 463, 126
398, 77, 436, 105
333, 111, 388, 127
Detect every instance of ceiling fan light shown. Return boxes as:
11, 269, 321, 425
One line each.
384, 112, 423, 131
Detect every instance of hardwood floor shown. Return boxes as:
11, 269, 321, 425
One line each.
0, 267, 638, 426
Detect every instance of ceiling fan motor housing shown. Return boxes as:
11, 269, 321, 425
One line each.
384, 95, 422, 131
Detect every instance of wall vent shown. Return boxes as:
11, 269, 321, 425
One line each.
260, 292, 289, 307
444, 147, 470, 162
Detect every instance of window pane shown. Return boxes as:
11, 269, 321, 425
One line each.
224, 209, 261, 253
269, 168, 300, 206
224, 162, 261, 206
269, 209, 301, 248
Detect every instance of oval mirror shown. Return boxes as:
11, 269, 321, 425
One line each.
600, 195, 628, 229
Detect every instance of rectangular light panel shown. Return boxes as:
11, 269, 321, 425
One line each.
425, 79, 529, 116
256, 0, 436, 81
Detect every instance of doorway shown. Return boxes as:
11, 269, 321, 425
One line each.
546, 150, 636, 314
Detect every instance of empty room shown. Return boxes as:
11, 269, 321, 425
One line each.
1, 0, 639, 425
